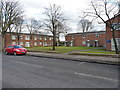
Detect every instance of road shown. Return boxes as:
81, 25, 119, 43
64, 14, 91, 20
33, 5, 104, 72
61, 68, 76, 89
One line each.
2, 53, 119, 88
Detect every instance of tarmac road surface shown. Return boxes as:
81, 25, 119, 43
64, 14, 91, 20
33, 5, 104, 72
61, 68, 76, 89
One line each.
2, 53, 119, 88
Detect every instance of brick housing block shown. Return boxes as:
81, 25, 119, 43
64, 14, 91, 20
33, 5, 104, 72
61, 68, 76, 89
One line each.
4, 33, 58, 47
65, 14, 120, 51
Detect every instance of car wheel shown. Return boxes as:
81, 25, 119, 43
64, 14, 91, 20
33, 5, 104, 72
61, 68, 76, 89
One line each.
5, 51, 8, 55
14, 52, 17, 56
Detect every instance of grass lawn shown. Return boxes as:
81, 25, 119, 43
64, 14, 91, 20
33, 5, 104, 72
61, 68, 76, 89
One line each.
77, 51, 116, 54
75, 48, 116, 54
26, 46, 116, 54
26, 46, 94, 53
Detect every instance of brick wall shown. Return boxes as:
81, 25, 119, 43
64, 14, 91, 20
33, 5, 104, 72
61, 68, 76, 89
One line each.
106, 14, 120, 50
66, 14, 120, 51
5, 33, 55, 47
65, 31, 106, 47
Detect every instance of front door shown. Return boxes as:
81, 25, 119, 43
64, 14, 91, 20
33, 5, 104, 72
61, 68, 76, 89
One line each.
94, 40, 98, 47
87, 43, 90, 47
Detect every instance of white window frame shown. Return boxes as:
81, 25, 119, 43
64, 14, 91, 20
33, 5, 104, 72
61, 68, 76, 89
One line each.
82, 41, 86, 45
56, 38, 59, 41
111, 38, 120, 51
34, 37, 37, 40
39, 42, 42, 45
72, 36, 74, 39
82, 36, 86, 39
44, 42, 47, 46
112, 23, 120, 30
12, 42, 16, 45
34, 42, 37, 46
49, 37, 52, 40
12, 35, 16, 40
39, 37, 42, 40
20, 42, 23, 45
25, 42, 30, 47
44, 37, 47, 41
25, 36, 30, 40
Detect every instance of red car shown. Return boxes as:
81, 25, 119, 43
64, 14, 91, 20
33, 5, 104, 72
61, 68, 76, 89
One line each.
5, 45, 27, 55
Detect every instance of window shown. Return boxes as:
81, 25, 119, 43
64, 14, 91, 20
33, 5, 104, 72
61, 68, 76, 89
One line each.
70, 41, 73, 46
111, 38, 120, 51
72, 36, 74, 39
8, 46, 13, 48
20, 42, 23, 45
34, 37, 37, 40
49, 42, 52, 45
25, 36, 30, 40
12, 42, 16, 45
82, 36, 86, 38
34, 42, 37, 46
20, 35, 23, 39
39, 42, 42, 45
87, 40, 90, 42
112, 23, 120, 30
56, 38, 58, 41
96, 34, 99, 38
44, 42, 47, 46
25, 42, 30, 47
44, 37, 47, 41
82, 41, 86, 44
39, 37, 42, 40
13, 45, 23, 48
12, 35, 16, 40
49, 37, 52, 40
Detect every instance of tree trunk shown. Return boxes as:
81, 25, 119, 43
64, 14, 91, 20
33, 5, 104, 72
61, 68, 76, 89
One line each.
30, 35, 32, 47
0, 34, 2, 51
2, 35, 5, 49
9, 33, 12, 45
18, 35, 20, 45
52, 30, 56, 50
112, 29, 119, 54
107, 23, 119, 54
9, 26, 12, 45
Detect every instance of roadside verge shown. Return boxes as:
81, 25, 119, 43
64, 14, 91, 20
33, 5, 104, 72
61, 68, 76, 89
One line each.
70, 52, 119, 58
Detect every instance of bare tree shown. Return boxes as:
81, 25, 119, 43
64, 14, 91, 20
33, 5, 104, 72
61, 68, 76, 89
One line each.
14, 16, 24, 45
25, 18, 42, 47
77, 19, 93, 33
77, 11, 94, 33
86, 0, 119, 54
0, 0, 24, 48
43, 4, 66, 50
56, 21, 71, 43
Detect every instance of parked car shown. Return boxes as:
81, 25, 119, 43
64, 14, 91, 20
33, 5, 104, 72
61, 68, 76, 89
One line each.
5, 45, 27, 55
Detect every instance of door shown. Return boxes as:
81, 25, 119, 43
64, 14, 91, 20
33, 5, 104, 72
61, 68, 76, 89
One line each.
7, 46, 13, 53
111, 38, 120, 51
94, 40, 98, 47
87, 43, 90, 47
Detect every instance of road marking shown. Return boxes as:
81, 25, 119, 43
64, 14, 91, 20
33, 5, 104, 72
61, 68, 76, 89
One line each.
78, 62, 85, 65
13, 61, 44, 68
75, 72, 118, 82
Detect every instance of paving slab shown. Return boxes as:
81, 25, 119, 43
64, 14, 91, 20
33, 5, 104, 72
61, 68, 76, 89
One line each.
27, 52, 119, 65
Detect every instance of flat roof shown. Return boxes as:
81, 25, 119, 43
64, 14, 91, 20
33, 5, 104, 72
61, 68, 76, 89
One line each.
6, 32, 53, 37
66, 31, 106, 36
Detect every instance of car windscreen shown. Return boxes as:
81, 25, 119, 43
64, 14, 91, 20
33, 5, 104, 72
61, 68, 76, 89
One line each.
13, 45, 23, 48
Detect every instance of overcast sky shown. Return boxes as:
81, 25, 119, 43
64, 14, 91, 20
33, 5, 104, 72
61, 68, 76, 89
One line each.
19, 0, 91, 31
19, 0, 106, 41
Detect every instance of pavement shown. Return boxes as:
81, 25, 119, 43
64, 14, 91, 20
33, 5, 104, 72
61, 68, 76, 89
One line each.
27, 52, 120, 65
